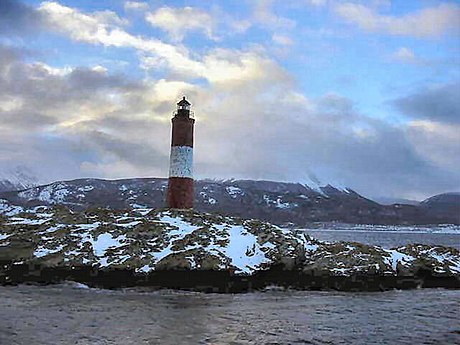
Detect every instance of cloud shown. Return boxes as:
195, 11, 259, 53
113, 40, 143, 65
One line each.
37, 2, 278, 84
252, 0, 296, 30
124, 1, 148, 12
407, 120, 460, 174
390, 47, 416, 64
145, 6, 215, 41
144, 5, 251, 42
0, 0, 44, 35
38, 1, 204, 78
335, 2, 460, 37
392, 82, 460, 124
0, 43, 171, 181
272, 33, 294, 46
304, 0, 327, 6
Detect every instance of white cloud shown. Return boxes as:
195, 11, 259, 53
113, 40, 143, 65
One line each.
38, 1, 204, 77
124, 1, 148, 12
390, 47, 415, 64
202, 48, 289, 85
304, 0, 327, 6
335, 2, 460, 37
32, 62, 74, 76
0, 95, 23, 112
39, 2, 130, 45
228, 18, 252, 33
38, 2, 280, 85
145, 6, 215, 41
272, 33, 293, 45
253, 0, 296, 30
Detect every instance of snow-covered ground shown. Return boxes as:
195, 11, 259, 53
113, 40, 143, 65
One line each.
0, 200, 459, 276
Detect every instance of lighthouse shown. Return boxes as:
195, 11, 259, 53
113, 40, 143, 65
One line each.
166, 97, 195, 209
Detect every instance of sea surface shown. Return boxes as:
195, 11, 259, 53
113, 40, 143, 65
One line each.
0, 284, 459, 345
302, 225, 460, 250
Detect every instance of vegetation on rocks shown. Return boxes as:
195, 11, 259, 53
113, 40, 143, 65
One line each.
0, 199, 459, 291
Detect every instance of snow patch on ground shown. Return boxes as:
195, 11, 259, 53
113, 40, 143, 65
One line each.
199, 192, 217, 205
34, 244, 65, 258
0, 233, 11, 241
130, 203, 149, 210
416, 247, 460, 274
222, 225, 270, 273
226, 186, 244, 198
78, 186, 94, 192
7, 217, 52, 225
383, 249, 415, 271
116, 221, 142, 228
159, 214, 201, 237
91, 233, 127, 257
263, 195, 294, 209
0, 199, 24, 216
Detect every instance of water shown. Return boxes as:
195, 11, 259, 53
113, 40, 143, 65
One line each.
0, 284, 459, 345
303, 229, 460, 250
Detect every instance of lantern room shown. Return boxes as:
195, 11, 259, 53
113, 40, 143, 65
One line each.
176, 96, 192, 117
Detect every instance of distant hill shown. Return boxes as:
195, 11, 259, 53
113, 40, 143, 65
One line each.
420, 193, 460, 219
1, 178, 458, 225
0, 166, 40, 192
421, 192, 460, 206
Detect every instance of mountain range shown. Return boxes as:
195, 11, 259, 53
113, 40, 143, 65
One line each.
0, 166, 40, 193
0, 177, 458, 225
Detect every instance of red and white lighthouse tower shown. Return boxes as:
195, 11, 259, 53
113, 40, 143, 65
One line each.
166, 97, 195, 209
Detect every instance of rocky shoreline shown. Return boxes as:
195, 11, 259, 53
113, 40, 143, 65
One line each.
2, 264, 459, 292
1, 202, 459, 292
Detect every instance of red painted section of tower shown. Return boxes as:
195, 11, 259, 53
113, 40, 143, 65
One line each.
166, 97, 195, 209
167, 177, 194, 209
171, 116, 194, 147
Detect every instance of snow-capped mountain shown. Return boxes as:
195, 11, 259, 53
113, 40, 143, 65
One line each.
0, 166, 41, 192
1, 177, 458, 225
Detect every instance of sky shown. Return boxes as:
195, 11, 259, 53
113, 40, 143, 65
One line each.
0, 0, 459, 200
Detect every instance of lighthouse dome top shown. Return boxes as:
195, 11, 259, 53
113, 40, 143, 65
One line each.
174, 96, 194, 118
177, 96, 191, 107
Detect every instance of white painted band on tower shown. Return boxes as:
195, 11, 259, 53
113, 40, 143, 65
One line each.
169, 146, 193, 178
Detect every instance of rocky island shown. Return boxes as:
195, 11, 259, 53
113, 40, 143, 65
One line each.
1, 199, 459, 292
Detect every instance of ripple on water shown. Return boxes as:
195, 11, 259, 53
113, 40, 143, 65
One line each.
0, 286, 459, 345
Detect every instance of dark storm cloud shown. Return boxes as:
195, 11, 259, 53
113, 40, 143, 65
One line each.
0, 0, 44, 35
67, 68, 140, 92
193, 87, 460, 199
1, 111, 57, 128
392, 82, 460, 124
0, 45, 23, 63
77, 129, 168, 169
0, 44, 142, 132
0, 44, 170, 183
315, 121, 457, 198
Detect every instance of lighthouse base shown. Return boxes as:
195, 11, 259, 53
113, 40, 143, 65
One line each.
166, 177, 194, 209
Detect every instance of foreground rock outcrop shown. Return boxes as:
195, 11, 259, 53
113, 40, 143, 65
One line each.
1, 201, 459, 292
